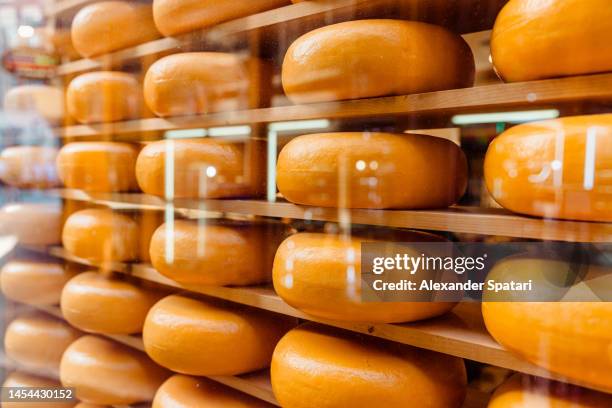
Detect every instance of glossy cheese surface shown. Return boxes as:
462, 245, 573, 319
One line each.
491, 0, 612, 82
484, 114, 612, 221
282, 19, 475, 103
4, 85, 64, 123
0, 260, 76, 305
0, 202, 62, 245
3, 372, 75, 408
0, 146, 59, 188
277, 132, 467, 209
143, 295, 296, 376
271, 323, 467, 408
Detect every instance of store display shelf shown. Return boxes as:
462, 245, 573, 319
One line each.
52, 189, 612, 242
55, 73, 612, 138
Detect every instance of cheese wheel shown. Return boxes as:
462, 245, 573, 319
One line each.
61, 335, 169, 405
277, 132, 467, 208
152, 374, 274, 407
143, 295, 296, 376
62, 209, 139, 262
152, 0, 289, 36
136, 138, 264, 198
491, 0, 612, 82
61, 272, 164, 334
1, 260, 76, 305
488, 374, 612, 408
273, 232, 456, 323
71, 1, 160, 58
5, 314, 81, 375
149, 220, 284, 285
2, 372, 76, 408
282, 19, 474, 104
4, 85, 64, 123
0, 146, 60, 188
144, 53, 253, 117
0, 202, 62, 245
66, 72, 142, 124
57, 142, 139, 192
271, 323, 467, 408
484, 114, 612, 221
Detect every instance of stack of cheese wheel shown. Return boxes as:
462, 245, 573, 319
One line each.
61, 272, 165, 334
60, 335, 169, 405
273, 232, 456, 323
149, 220, 286, 285
0, 146, 60, 188
491, 0, 612, 82
71, 1, 160, 58
484, 114, 612, 221
488, 374, 612, 407
152, 0, 289, 36
4, 313, 81, 375
152, 374, 274, 407
56, 142, 139, 192
0, 202, 62, 245
4, 85, 64, 123
1, 259, 77, 305
2, 372, 76, 408
66, 72, 142, 124
282, 19, 475, 104
136, 138, 265, 198
271, 323, 467, 407
143, 295, 296, 375
277, 132, 467, 209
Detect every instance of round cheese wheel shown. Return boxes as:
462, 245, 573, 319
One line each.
57, 142, 139, 192
143, 53, 251, 117
152, 374, 274, 407
2, 372, 76, 408
149, 220, 284, 285
60, 335, 169, 405
1, 260, 76, 306
152, 0, 289, 37
4, 85, 64, 123
136, 138, 264, 198
271, 323, 467, 408
277, 132, 467, 208
282, 19, 474, 104
71, 1, 160, 58
273, 232, 456, 323
66, 72, 142, 124
491, 0, 612, 82
62, 209, 139, 262
488, 374, 612, 408
0, 146, 60, 188
143, 295, 296, 376
0, 202, 62, 245
61, 271, 164, 334
5, 314, 81, 375
484, 114, 612, 221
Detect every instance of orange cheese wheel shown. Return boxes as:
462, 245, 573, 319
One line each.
5, 314, 81, 375
152, 374, 274, 407
143, 295, 296, 376
57, 142, 139, 192
152, 0, 289, 36
60, 335, 169, 405
273, 232, 456, 323
2, 372, 76, 408
0, 202, 62, 245
0, 146, 60, 188
62, 209, 139, 262
488, 374, 612, 408
136, 138, 264, 198
149, 220, 284, 285
4, 85, 64, 123
271, 323, 467, 408
71, 1, 160, 58
66, 72, 142, 124
0, 260, 76, 306
277, 132, 467, 208
491, 0, 612, 82
61, 271, 164, 334
282, 19, 474, 104
484, 114, 612, 221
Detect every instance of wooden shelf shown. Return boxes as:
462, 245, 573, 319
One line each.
52, 189, 612, 242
